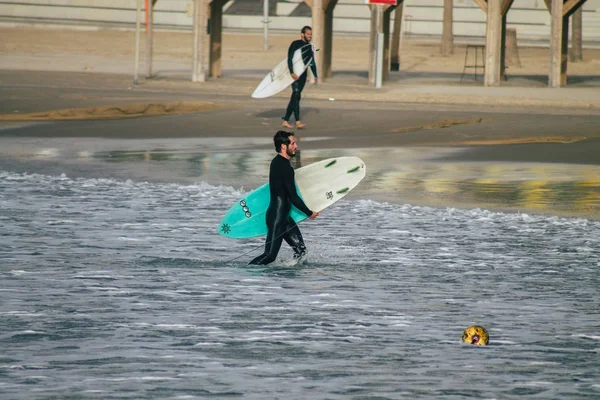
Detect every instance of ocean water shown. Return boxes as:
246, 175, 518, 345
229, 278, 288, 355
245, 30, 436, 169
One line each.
0, 131, 599, 399
1, 163, 599, 399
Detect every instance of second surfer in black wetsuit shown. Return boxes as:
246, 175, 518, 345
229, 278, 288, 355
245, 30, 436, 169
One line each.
249, 131, 319, 265
282, 26, 318, 130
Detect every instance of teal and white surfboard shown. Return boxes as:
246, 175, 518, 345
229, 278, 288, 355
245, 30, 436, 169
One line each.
218, 156, 366, 239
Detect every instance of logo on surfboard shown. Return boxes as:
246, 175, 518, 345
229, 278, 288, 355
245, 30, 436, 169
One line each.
240, 200, 252, 218
220, 223, 231, 234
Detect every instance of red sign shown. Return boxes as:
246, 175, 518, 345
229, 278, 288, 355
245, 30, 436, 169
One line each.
368, 0, 397, 4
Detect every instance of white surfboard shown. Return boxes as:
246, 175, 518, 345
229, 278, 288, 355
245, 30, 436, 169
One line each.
251, 44, 313, 99
218, 156, 366, 239
295, 156, 366, 216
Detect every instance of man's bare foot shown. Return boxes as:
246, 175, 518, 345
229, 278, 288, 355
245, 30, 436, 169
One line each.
295, 121, 306, 129
282, 121, 294, 129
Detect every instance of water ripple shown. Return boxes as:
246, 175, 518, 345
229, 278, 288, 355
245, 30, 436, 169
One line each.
0, 171, 599, 399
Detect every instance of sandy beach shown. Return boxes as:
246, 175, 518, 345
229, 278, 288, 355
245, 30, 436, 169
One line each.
2, 26, 600, 109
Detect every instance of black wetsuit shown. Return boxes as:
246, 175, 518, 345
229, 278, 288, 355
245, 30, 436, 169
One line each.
282, 39, 318, 123
249, 154, 313, 265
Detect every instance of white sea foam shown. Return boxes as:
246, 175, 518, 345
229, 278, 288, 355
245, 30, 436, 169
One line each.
1, 311, 46, 317
571, 334, 600, 341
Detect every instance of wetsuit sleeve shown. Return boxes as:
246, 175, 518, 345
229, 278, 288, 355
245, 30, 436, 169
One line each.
287, 42, 296, 75
309, 46, 317, 78
310, 58, 318, 78
284, 166, 313, 217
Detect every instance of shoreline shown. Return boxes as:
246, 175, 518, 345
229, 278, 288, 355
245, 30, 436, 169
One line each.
2, 71, 599, 165
1, 26, 599, 220
1, 135, 598, 221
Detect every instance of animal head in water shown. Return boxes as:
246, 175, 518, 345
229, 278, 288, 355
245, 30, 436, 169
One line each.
462, 325, 489, 346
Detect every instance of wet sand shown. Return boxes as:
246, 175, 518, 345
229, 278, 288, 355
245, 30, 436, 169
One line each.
2, 71, 599, 161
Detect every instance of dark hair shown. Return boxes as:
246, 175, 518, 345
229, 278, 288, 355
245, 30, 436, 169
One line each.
301, 26, 312, 34
274, 130, 294, 152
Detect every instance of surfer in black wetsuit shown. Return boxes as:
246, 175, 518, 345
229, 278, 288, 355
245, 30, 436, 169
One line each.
249, 131, 319, 265
282, 26, 318, 130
